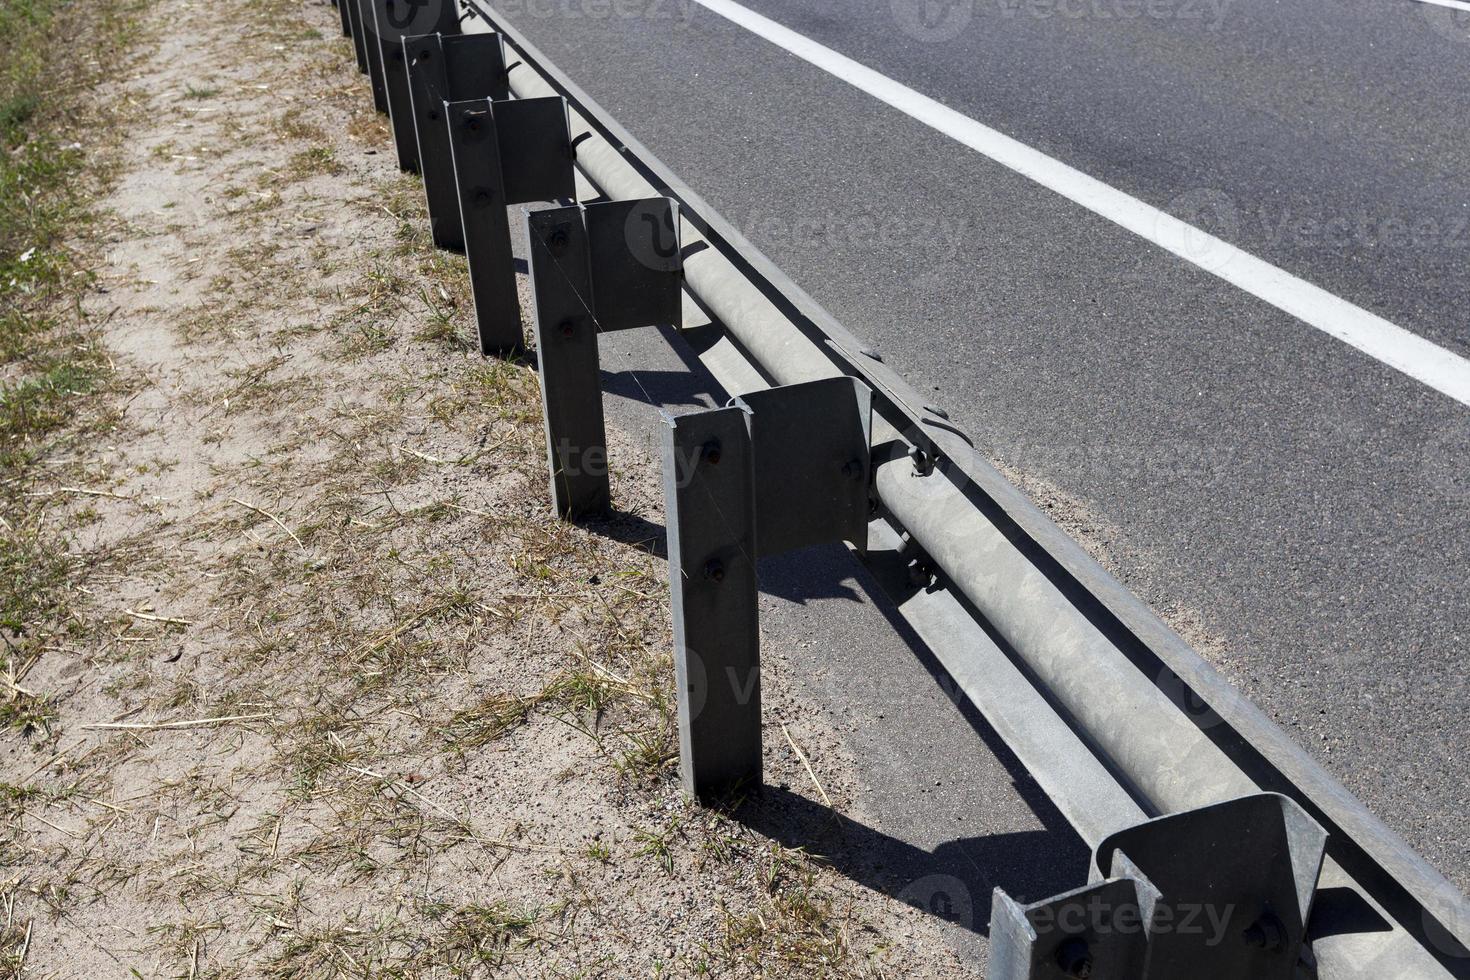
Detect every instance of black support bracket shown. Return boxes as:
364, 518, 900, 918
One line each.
361, 0, 462, 118
447, 95, 573, 355
405, 32, 510, 251
347, 0, 369, 74
991, 793, 1328, 980
527, 198, 682, 518
356, 0, 388, 110
661, 376, 873, 800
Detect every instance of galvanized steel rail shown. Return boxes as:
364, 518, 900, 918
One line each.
330, 1, 1469, 975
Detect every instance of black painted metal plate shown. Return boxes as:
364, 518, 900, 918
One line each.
584, 198, 682, 332
737, 376, 872, 559
495, 97, 573, 206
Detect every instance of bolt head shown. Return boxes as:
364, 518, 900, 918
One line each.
1056, 938, 1092, 979
704, 559, 726, 583
1244, 912, 1285, 951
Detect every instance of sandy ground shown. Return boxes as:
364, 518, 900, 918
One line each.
0, 0, 981, 976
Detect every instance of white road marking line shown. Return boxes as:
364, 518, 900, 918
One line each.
1414, 0, 1470, 13
690, 0, 1470, 409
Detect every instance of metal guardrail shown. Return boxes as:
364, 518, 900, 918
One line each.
328, 1, 1470, 975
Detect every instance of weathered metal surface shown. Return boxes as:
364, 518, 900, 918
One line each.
494, 97, 575, 205
583, 198, 682, 331
382, 34, 419, 171
659, 377, 870, 798
405, 32, 508, 250
992, 877, 1155, 980
361, 0, 463, 119
662, 405, 761, 801
357, 0, 388, 111
527, 205, 607, 516
735, 376, 870, 559
346, 0, 368, 73
526, 198, 681, 517
467, 10, 1470, 974
447, 95, 572, 354
992, 794, 1328, 980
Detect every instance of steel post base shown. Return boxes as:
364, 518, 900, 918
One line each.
527, 198, 682, 517
991, 794, 1328, 980
405, 32, 509, 251
661, 377, 872, 800
448, 96, 574, 355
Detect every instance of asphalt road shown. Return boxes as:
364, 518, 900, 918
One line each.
487, 0, 1470, 907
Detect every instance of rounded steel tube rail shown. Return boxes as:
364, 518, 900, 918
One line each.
461, 3, 1469, 974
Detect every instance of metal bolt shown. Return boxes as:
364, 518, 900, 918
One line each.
702, 441, 722, 465
466, 117, 481, 133
842, 458, 864, 480
474, 189, 492, 205
559, 320, 575, 338
704, 559, 726, 583
1244, 912, 1285, 951
907, 558, 934, 589
1056, 938, 1093, 978
548, 226, 570, 255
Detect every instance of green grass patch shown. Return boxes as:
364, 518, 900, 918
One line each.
0, 0, 148, 648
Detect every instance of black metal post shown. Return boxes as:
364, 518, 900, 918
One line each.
347, 0, 368, 73
662, 405, 762, 801
527, 206, 609, 516
357, 0, 388, 112
406, 33, 509, 251
449, 96, 574, 356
